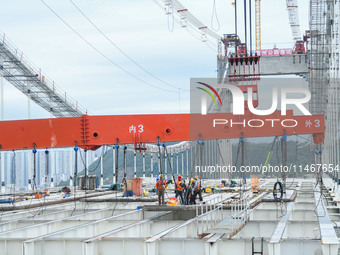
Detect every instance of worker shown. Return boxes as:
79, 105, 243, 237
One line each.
190, 178, 197, 204
185, 178, 194, 205
155, 177, 159, 195
175, 175, 185, 204
191, 177, 203, 204
122, 178, 127, 197
155, 174, 167, 205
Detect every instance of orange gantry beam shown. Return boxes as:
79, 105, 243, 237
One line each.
0, 110, 324, 151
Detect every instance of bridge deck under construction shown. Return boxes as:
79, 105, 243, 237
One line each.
0, 178, 338, 255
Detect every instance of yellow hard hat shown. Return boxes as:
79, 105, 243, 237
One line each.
159, 174, 163, 178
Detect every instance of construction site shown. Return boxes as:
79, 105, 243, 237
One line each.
0, 0, 339, 254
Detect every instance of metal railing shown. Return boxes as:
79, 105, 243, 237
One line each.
0, 32, 87, 116
230, 195, 250, 235
195, 195, 224, 235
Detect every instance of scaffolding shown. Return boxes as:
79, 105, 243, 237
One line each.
324, 1, 340, 180
309, 0, 331, 115
255, 0, 261, 50
308, 0, 331, 169
309, 0, 340, 178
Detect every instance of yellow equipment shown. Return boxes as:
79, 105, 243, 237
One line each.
167, 197, 178, 206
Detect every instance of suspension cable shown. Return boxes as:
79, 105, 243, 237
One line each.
211, 0, 220, 31
40, 0, 178, 93
67, 0, 180, 90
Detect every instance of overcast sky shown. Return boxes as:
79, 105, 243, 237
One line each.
0, 0, 309, 120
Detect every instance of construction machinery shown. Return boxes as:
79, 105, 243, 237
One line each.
237, 43, 248, 56
293, 40, 306, 54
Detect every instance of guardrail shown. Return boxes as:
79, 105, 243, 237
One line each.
229, 195, 250, 235
0, 32, 87, 115
195, 195, 224, 235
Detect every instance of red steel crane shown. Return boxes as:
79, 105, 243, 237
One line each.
0, 110, 324, 151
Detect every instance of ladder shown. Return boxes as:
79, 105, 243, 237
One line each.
252, 237, 263, 255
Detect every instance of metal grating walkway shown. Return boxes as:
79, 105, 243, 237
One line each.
0, 32, 86, 118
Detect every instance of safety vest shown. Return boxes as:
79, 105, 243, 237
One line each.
155, 180, 167, 190
175, 180, 184, 191
195, 182, 201, 191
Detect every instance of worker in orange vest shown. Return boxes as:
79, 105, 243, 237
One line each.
175, 175, 185, 204
155, 174, 167, 205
